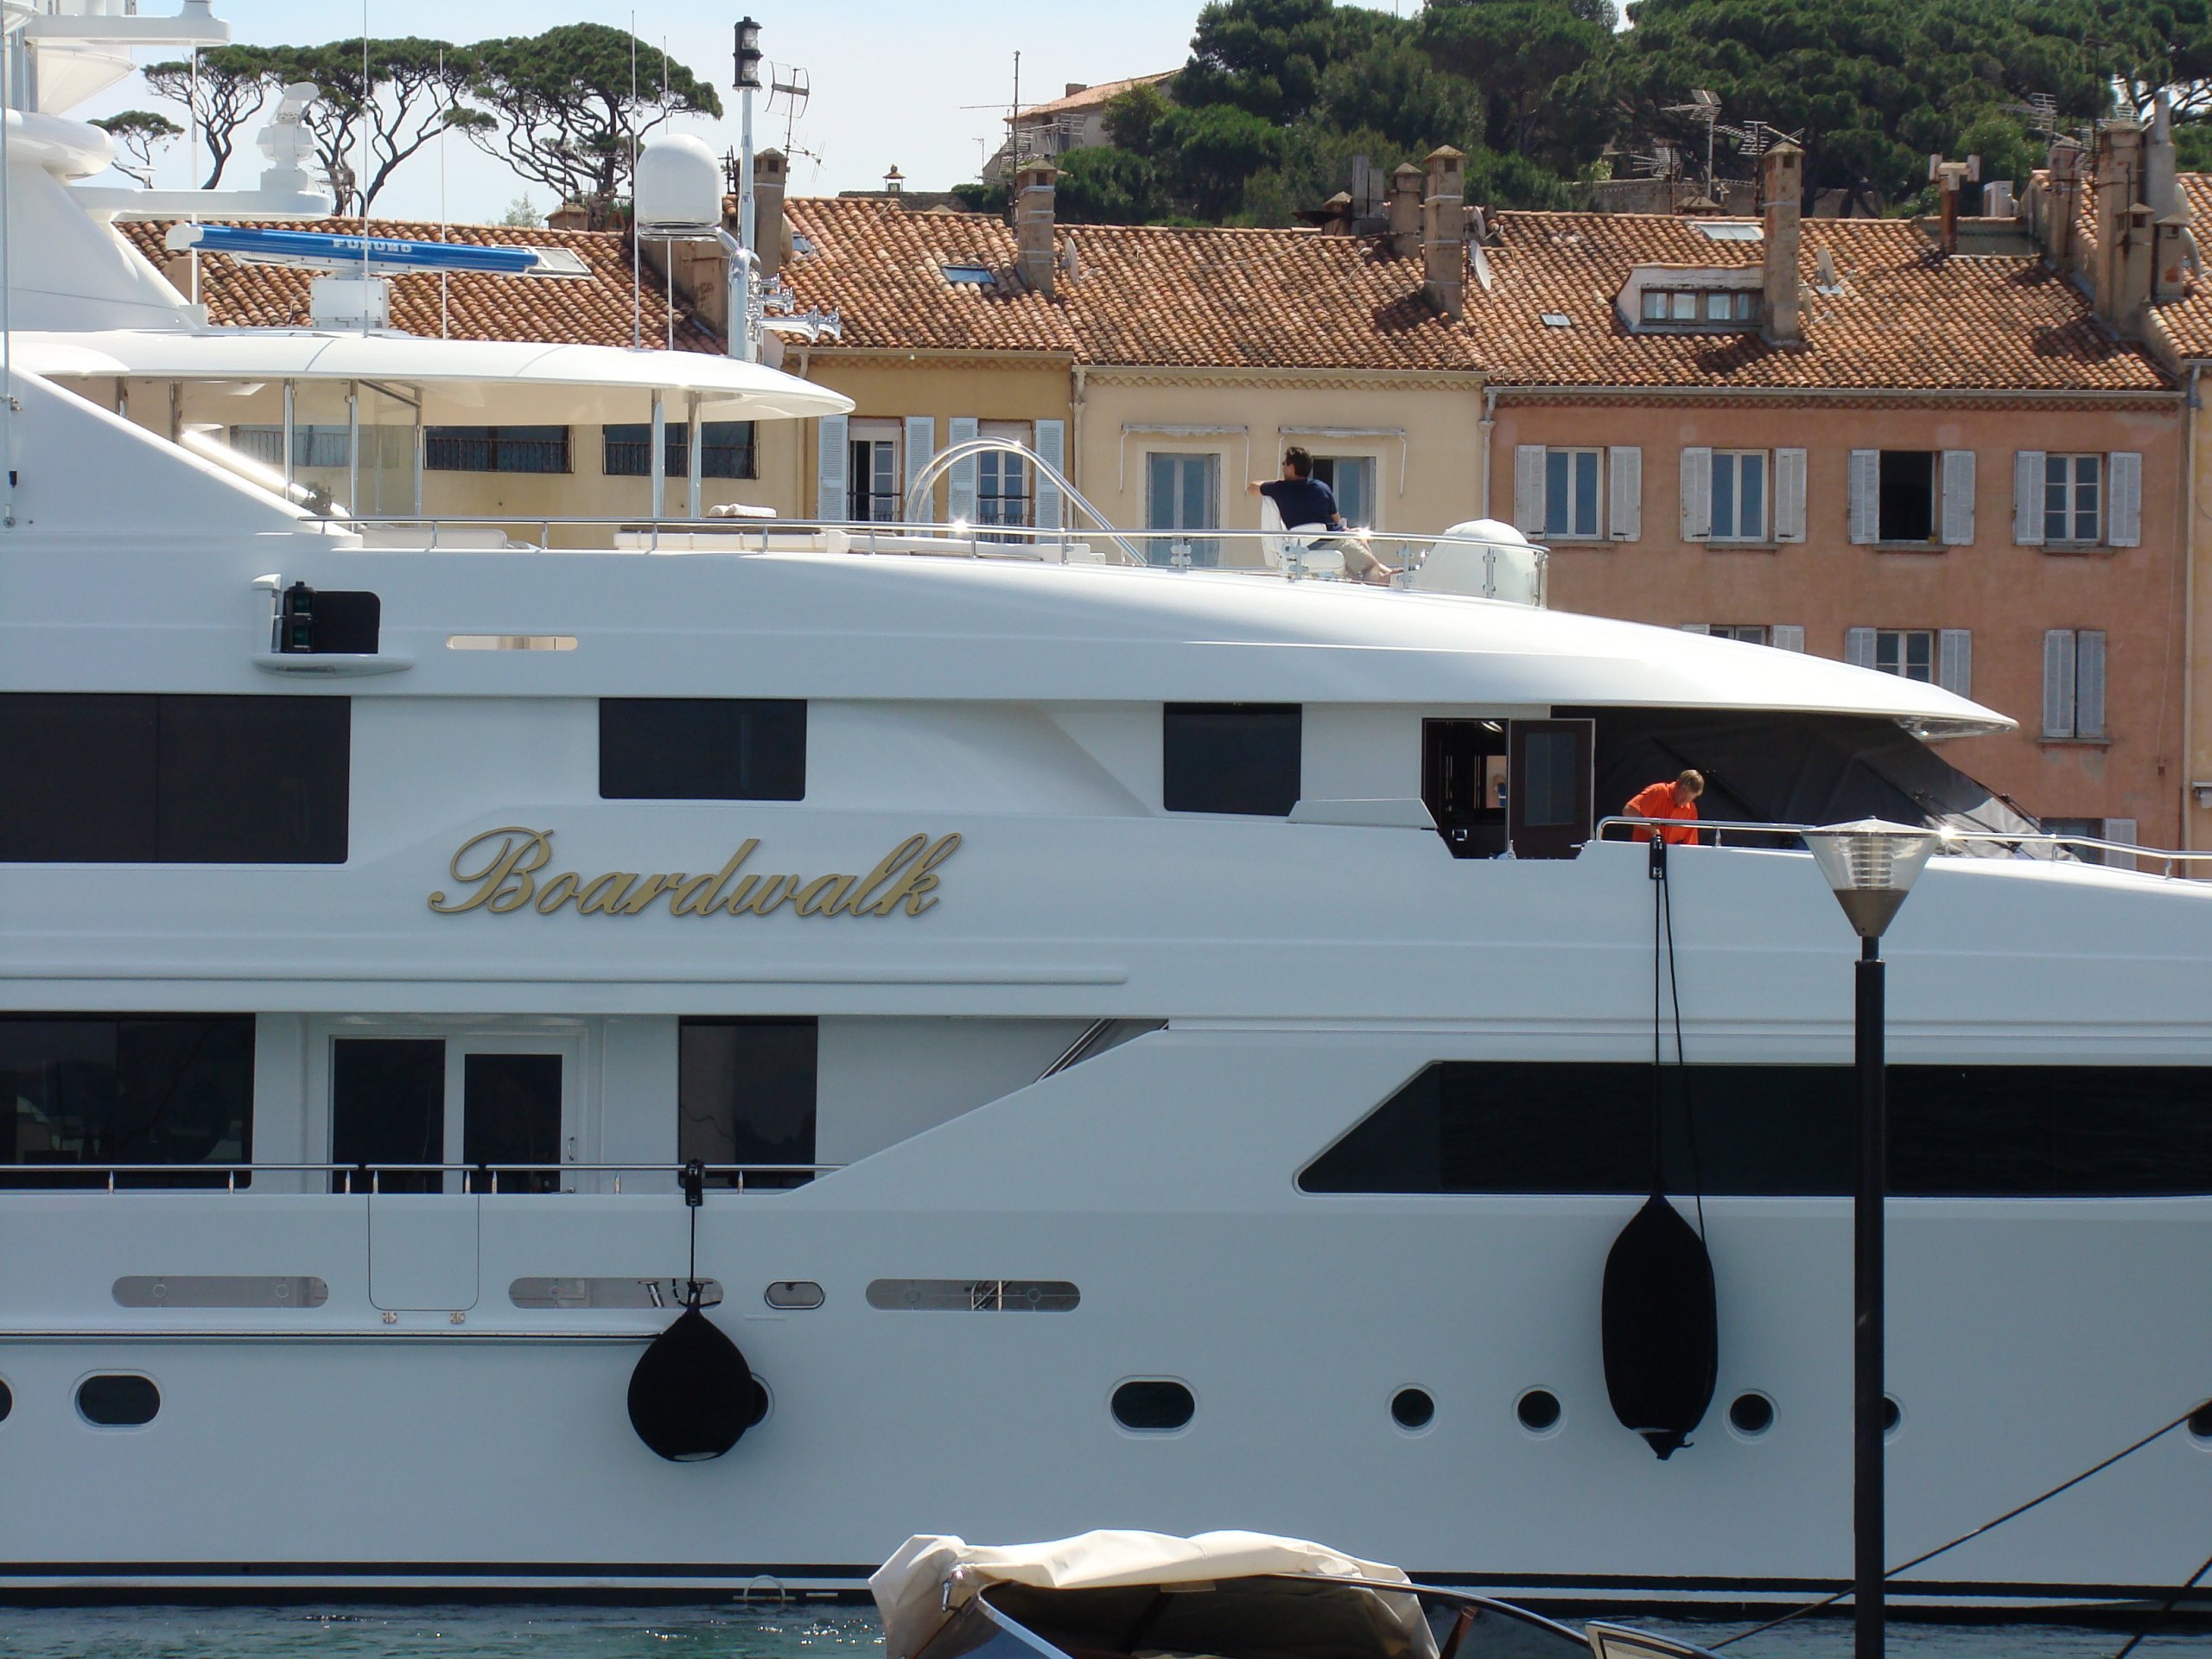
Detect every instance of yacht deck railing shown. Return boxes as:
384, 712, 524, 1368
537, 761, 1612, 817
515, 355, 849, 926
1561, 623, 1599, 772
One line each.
0, 1161, 840, 1193
1595, 817, 2198, 875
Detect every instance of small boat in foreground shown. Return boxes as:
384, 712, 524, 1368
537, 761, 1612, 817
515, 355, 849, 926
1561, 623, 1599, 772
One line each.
872, 1531, 1724, 1659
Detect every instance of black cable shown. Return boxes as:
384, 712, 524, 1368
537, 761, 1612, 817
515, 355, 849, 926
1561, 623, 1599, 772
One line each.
682, 1157, 705, 1310
1650, 835, 1666, 1198
1659, 855, 1706, 1236
1712, 1402, 2204, 1649
2109, 1546, 2212, 1659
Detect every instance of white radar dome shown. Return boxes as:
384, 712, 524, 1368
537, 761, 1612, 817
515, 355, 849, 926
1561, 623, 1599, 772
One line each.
634, 135, 726, 237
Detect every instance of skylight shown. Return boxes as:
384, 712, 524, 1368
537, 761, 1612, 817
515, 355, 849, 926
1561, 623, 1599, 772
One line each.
1540, 312, 1573, 328
1694, 222, 1763, 242
942, 264, 993, 284
791, 233, 816, 256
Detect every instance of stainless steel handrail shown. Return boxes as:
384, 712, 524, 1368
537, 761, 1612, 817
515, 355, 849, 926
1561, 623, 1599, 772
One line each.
1592, 816, 2195, 874
0, 1160, 842, 1194
902, 435, 1147, 567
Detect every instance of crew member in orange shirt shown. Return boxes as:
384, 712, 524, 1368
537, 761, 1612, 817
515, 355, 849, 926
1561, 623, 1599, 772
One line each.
1624, 769, 1706, 847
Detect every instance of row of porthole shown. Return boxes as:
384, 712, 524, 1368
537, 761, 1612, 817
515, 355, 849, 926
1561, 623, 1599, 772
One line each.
0, 1375, 159, 1428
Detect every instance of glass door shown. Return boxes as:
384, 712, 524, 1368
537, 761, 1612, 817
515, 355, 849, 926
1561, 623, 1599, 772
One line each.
330, 1032, 580, 1193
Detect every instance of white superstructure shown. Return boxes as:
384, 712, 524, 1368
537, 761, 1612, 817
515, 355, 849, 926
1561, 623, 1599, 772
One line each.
0, 1, 2208, 1613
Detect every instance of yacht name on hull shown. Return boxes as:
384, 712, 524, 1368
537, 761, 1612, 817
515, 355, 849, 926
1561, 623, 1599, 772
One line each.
429, 827, 962, 919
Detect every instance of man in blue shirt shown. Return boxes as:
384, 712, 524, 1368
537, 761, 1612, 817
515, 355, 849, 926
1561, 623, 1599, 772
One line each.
1248, 446, 1397, 584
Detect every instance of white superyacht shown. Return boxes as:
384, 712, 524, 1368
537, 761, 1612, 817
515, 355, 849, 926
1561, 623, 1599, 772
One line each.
0, 0, 2208, 1612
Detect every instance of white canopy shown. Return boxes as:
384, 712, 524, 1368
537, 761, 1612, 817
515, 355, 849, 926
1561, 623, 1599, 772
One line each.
9, 328, 854, 423
872, 1530, 1411, 1659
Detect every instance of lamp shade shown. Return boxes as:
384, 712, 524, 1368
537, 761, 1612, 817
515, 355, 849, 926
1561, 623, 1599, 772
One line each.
1802, 819, 1942, 939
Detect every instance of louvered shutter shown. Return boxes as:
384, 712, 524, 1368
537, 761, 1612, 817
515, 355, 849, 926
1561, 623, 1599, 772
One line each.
1774, 448, 1808, 543
2107, 453, 2142, 546
1941, 450, 1976, 545
1680, 447, 1713, 540
1033, 418, 1066, 530
1514, 445, 1547, 533
1845, 626, 1877, 668
1678, 622, 1711, 634
1938, 629, 1973, 697
2014, 450, 2046, 544
2044, 629, 2077, 737
1609, 446, 1642, 540
1847, 449, 1879, 543
946, 416, 979, 524
2076, 629, 2107, 737
902, 415, 936, 521
2104, 817, 2138, 871
1771, 625, 1805, 652
816, 414, 849, 521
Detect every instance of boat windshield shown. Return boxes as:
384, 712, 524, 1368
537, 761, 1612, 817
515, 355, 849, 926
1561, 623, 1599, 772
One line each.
918, 1576, 1598, 1659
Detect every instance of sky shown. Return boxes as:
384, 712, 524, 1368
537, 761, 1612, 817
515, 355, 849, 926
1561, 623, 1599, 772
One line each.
76, 0, 1403, 224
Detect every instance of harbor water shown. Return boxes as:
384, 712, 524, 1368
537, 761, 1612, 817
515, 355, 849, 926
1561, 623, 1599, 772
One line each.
3, 1605, 2209, 1659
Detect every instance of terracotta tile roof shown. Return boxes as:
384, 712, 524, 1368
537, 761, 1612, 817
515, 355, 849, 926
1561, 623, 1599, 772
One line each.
782, 198, 1475, 371
2143, 174, 2212, 359
116, 217, 721, 353
1013, 73, 1173, 122
1470, 210, 2169, 392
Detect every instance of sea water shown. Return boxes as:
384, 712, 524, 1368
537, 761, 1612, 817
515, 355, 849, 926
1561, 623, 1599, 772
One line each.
2, 1605, 2209, 1659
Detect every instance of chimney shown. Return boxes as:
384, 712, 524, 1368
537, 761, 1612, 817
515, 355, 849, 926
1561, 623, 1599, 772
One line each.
1759, 140, 1803, 345
754, 146, 789, 283
2092, 119, 2154, 332
1065, 82, 1086, 97
2146, 92, 2200, 300
1421, 145, 1465, 320
1016, 160, 1058, 298
1929, 154, 1975, 255
2041, 137, 2085, 266
1388, 162, 1423, 259
546, 200, 590, 232
1321, 189, 1355, 235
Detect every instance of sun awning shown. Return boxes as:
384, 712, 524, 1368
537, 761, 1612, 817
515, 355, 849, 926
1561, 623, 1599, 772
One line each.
9, 327, 854, 423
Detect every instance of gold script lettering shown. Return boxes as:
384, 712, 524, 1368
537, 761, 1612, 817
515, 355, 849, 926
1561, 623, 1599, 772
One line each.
670, 843, 756, 916
792, 874, 855, 916
429, 827, 552, 914
535, 872, 581, 913
575, 873, 640, 915
865, 833, 963, 917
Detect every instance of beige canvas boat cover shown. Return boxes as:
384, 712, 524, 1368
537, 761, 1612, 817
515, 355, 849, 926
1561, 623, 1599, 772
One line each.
872, 1529, 1413, 1659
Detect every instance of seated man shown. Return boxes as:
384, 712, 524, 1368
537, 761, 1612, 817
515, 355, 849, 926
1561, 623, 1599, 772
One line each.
1624, 769, 1706, 846
1248, 446, 1397, 585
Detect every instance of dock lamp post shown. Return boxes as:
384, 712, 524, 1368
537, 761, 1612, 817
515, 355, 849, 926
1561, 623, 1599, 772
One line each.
1802, 820, 1942, 1659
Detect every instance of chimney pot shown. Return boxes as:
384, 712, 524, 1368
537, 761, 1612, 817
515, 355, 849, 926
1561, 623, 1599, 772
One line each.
753, 147, 790, 283
1016, 161, 1058, 298
1759, 141, 1803, 345
1065, 82, 1086, 97
1422, 146, 1467, 320
2092, 121, 2154, 332
1388, 162, 1424, 260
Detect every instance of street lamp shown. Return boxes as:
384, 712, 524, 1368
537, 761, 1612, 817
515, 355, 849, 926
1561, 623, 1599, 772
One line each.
1802, 819, 1942, 1659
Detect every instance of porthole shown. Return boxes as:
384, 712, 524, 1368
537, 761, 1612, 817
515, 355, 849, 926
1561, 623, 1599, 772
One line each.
764, 1281, 824, 1311
1112, 1379, 1195, 1433
1882, 1395, 1903, 1438
0, 1377, 10, 1423
1727, 1391, 1776, 1439
1391, 1388, 1435, 1432
1515, 1388, 1563, 1435
77, 1374, 159, 1427
2188, 1401, 2212, 1446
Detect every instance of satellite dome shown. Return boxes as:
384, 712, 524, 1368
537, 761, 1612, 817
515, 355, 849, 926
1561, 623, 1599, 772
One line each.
635, 135, 725, 238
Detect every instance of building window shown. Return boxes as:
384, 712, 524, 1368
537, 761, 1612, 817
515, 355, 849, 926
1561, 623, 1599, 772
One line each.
1146, 451, 1221, 567
1639, 287, 1758, 328
0, 693, 348, 864
678, 1018, 818, 1188
978, 448, 1030, 529
1710, 450, 1767, 542
2044, 454, 2101, 545
1876, 451, 1936, 542
1163, 702, 1300, 816
603, 422, 758, 480
848, 425, 900, 521
1, 1014, 255, 1186
228, 425, 351, 468
2043, 817, 2136, 865
1543, 448, 1601, 538
599, 699, 806, 801
1708, 625, 1770, 645
1312, 454, 1377, 529
1873, 629, 1936, 683
425, 426, 570, 474
2043, 629, 2107, 740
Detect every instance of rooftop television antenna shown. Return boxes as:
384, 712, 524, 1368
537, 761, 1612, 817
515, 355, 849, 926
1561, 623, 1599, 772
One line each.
766, 60, 819, 164
1662, 88, 1720, 182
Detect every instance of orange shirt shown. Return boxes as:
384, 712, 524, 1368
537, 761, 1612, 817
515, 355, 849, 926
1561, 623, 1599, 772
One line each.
1626, 782, 1701, 846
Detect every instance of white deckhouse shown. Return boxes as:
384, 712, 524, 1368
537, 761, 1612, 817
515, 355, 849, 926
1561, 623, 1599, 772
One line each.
0, 0, 2207, 1612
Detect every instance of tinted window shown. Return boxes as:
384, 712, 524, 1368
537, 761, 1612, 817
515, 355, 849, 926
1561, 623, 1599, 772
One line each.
425, 426, 570, 474
0, 1015, 254, 1187
77, 1374, 159, 1427
603, 421, 758, 480
462, 1052, 563, 1193
1163, 703, 1300, 816
1300, 1061, 2212, 1198
1111, 1379, 1195, 1431
0, 694, 346, 863
678, 1018, 817, 1187
600, 699, 806, 801
330, 1038, 443, 1193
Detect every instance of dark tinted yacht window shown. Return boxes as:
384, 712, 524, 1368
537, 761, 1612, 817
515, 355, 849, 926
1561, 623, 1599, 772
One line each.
0, 1014, 255, 1186
0, 694, 348, 862
1163, 703, 1300, 816
599, 699, 806, 800
678, 1018, 819, 1187
1301, 1061, 2212, 1198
